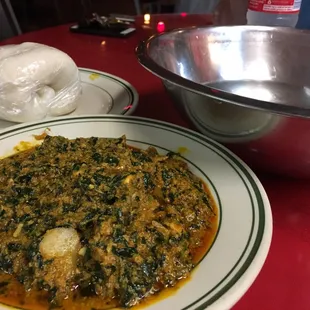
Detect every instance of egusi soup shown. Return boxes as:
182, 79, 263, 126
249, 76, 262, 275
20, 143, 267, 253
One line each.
0, 135, 218, 309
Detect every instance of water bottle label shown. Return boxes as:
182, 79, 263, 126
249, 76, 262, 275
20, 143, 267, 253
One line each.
248, 0, 302, 13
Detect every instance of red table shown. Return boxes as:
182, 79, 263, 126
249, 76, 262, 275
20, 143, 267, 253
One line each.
1, 14, 310, 310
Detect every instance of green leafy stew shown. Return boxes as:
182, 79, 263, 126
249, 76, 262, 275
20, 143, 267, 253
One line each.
0, 135, 217, 310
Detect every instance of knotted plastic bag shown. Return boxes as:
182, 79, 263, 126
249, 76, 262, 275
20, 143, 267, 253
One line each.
0, 42, 82, 123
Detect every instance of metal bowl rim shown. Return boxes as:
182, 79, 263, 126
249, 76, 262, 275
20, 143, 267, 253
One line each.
136, 25, 310, 119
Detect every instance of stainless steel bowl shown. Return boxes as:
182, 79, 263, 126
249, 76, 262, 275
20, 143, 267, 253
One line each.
136, 26, 310, 178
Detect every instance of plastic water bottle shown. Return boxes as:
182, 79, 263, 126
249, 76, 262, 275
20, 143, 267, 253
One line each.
247, 0, 302, 27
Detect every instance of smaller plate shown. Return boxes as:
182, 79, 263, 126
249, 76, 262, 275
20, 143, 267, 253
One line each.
76, 68, 138, 116
0, 68, 139, 130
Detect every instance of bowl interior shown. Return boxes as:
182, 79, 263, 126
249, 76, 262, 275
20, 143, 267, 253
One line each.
144, 26, 310, 109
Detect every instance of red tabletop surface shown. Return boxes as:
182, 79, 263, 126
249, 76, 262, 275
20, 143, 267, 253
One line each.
1, 13, 310, 310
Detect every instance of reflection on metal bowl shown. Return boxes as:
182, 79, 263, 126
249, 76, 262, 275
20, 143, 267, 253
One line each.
137, 26, 310, 178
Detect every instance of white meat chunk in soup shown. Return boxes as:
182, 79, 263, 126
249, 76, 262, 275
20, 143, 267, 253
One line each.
39, 228, 81, 299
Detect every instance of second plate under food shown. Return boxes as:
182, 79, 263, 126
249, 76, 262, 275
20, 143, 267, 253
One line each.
0, 68, 139, 130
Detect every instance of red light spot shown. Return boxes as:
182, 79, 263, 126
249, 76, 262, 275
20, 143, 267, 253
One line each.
157, 21, 165, 33
123, 105, 132, 110
180, 12, 187, 17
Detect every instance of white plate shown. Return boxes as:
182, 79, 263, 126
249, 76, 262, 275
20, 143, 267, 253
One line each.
76, 68, 138, 116
0, 115, 272, 310
0, 68, 139, 130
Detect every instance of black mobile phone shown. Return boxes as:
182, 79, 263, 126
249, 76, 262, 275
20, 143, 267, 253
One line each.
70, 24, 136, 38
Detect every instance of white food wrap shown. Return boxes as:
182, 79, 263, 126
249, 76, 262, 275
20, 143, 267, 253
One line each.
0, 42, 82, 123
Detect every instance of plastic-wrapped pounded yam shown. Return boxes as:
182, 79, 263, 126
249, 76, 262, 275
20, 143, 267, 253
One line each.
0, 42, 82, 122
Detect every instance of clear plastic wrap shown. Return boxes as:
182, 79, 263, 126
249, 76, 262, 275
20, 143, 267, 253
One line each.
0, 42, 82, 123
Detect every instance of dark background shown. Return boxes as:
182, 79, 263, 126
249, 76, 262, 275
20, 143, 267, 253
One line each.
7, 0, 176, 33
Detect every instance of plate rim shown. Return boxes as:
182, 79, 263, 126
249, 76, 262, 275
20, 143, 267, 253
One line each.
0, 115, 272, 310
78, 67, 139, 116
